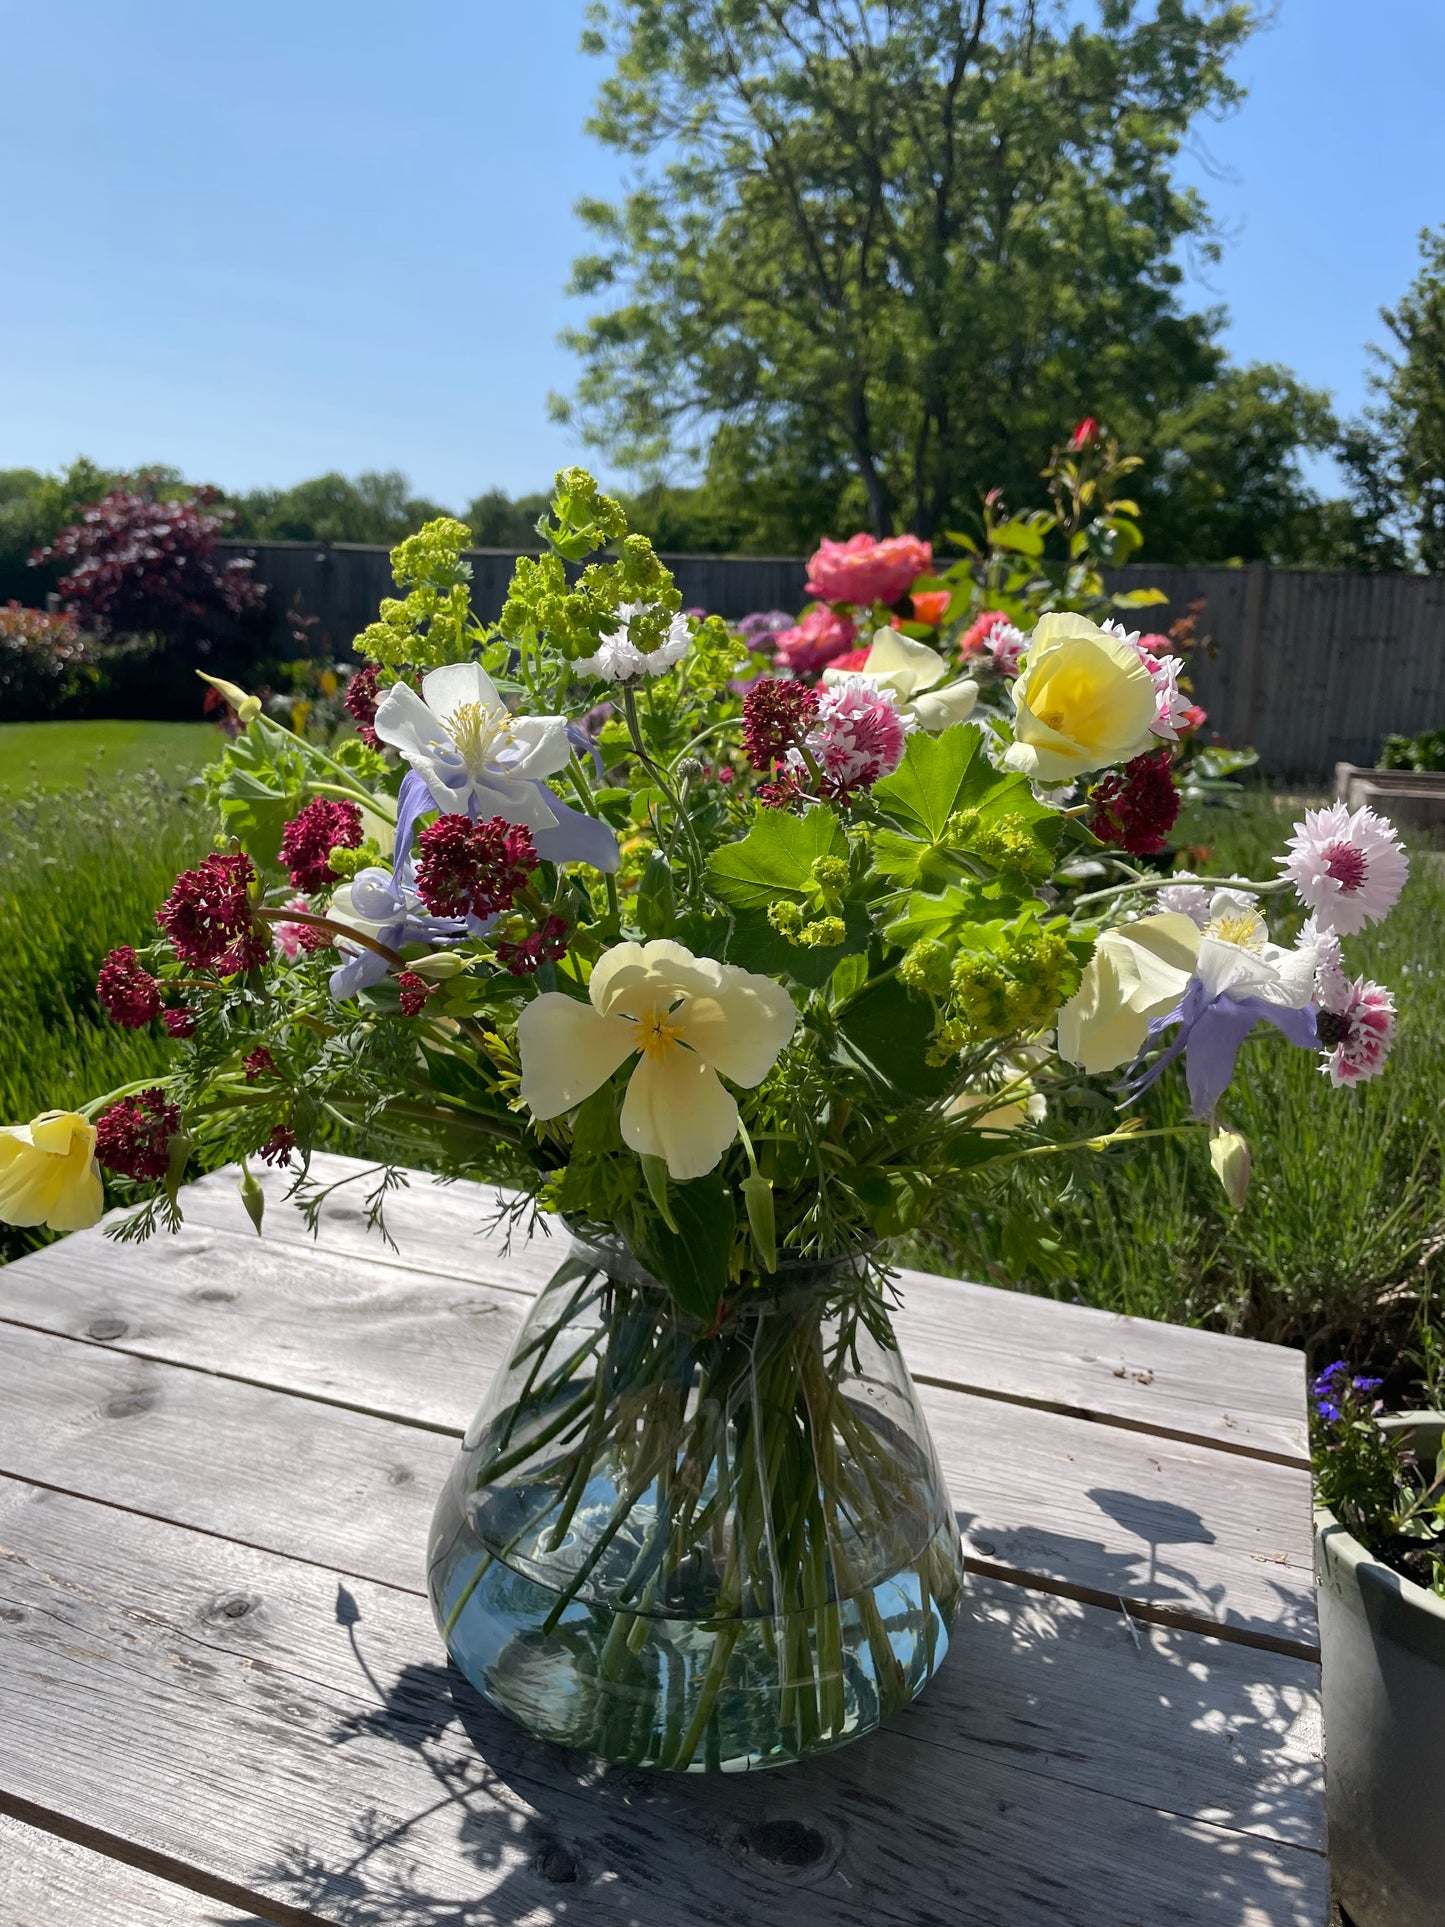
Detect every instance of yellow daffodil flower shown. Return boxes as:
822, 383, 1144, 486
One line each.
1056, 913, 1201, 1074
823, 629, 978, 733
0, 1111, 104, 1232
1005, 613, 1158, 783
517, 940, 797, 1181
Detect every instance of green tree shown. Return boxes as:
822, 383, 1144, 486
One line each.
558, 0, 1262, 543
464, 487, 554, 547
1349, 226, 1445, 572
231, 470, 451, 545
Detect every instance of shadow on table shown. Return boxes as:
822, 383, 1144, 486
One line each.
242, 1538, 1324, 1927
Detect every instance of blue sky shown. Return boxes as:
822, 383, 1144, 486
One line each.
1, 0, 1442, 507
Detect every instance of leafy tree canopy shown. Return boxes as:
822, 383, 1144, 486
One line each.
556, 0, 1407, 566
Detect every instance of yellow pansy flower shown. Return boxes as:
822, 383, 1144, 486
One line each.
517, 940, 796, 1181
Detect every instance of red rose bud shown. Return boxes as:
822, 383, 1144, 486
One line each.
279, 797, 363, 895
97, 945, 162, 1028
1071, 417, 1100, 450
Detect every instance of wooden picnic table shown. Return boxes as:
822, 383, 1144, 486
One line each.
0, 1151, 1327, 1925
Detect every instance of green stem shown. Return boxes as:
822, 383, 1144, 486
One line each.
1070, 872, 1295, 913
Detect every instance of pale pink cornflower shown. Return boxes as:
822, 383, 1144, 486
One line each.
984, 618, 1028, 677
1316, 976, 1396, 1088
1281, 803, 1408, 934
1103, 619, 1190, 739
272, 896, 323, 963
791, 676, 908, 794
1297, 915, 1351, 1010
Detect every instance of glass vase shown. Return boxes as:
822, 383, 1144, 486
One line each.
427, 1235, 964, 1773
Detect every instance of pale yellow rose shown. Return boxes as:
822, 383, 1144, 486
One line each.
0, 1111, 104, 1232
517, 940, 797, 1182
823, 629, 978, 732
1004, 613, 1158, 783
1055, 914, 1200, 1075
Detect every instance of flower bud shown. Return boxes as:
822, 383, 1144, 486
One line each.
1209, 1129, 1251, 1210
197, 671, 262, 724
403, 952, 469, 982
741, 1172, 776, 1273
239, 1164, 265, 1235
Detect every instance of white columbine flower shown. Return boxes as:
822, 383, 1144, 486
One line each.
575, 602, 692, 683
374, 661, 571, 829
517, 939, 796, 1181
1280, 802, 1409, 935
821, 628, 978, 733
1194, 900, 1315, 1011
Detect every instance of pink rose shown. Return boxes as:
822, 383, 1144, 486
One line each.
804, 532, 933, 607
772, 605, 857, 675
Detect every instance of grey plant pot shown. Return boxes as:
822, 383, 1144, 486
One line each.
1315, 1413, 1445, 1927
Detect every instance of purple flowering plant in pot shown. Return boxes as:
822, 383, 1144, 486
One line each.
1311, 1367, 1445, 1927
0, 467, 1412, 1774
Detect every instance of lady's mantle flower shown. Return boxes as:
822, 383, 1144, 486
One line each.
279, 798, 364, 895
772, 606, 857, 675
414, 815, 538, 920
0, 1111, 103, 1232
1087, 750, 1180, 856
576, 602, 691, 683
822, 629, 978, 733
97, 945, 162, 1028
1056, 913, 1201, 1075
1281, 802, 1408, 934
94, 1089, 181, 1181
805, 533, 932, 607
791, 677, 908, 794
156, 853, 269, 972
517, 939, 797, 1181
1005, 614, 1159, 784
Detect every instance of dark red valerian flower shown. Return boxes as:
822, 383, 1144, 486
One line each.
741, 678, 819, 770
96, 945, 161, 1028
156, 852, 260, 968
243, 1047, 276, 1081
278, 797, 363, 894
1088, 751, 1181, 856
259, 1126, 296, 1167
94, 1088, 181, 1181
344, 663, 384, 750
163, 1007, 196, 1039
415, 815, 539, 919
395, 971, 438, 1016
757, 768, 806, 810
497, 916, 569, 977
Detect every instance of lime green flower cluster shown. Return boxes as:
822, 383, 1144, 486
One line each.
926, 921, 1081, 1061
943, 809, 1052, 879
354, 518, 478, 670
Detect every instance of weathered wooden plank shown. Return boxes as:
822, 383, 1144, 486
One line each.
178, 1154, 1310, 1462
0, 1815, 255, 1925
0, 1481, 1329, 1925
0, 1326, 1324, 1848
0, 1229, 1315, 1650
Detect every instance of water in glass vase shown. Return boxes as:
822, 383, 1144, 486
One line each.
427, 1241, 964, 1772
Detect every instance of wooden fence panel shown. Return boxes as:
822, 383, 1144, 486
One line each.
215, 542, 1445, 778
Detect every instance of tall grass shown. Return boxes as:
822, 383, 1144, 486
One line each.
0, 775, 209, 1260
921, 790, 1445, 1370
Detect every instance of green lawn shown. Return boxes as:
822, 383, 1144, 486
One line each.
0, 720, 220, 796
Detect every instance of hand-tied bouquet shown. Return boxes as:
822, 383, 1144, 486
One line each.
0, 455, 1409, 1773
